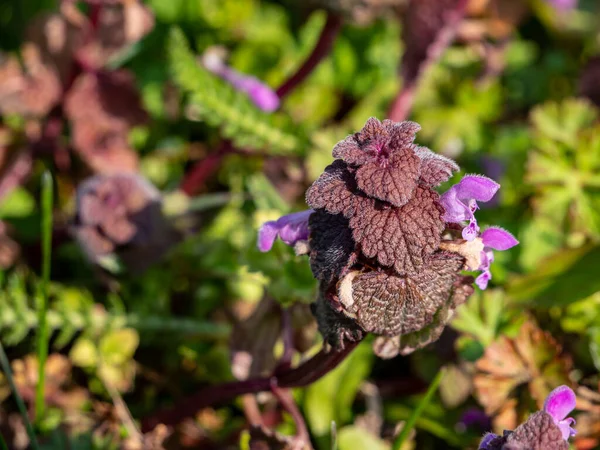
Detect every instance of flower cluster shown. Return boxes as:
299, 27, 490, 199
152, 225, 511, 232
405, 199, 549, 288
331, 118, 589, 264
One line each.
258, 118, 518, 357
479, 385, 577, 450
440, 176, 518, 289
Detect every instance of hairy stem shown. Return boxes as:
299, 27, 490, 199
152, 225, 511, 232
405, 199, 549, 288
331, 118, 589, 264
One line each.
141, 340, 360, 431
387, 0, 469, 122
276, 13, 343, 99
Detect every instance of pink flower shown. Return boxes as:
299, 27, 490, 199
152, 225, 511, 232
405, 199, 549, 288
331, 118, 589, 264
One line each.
475, 227, 519, 290
544, 385, 577, 440
440, 175, 500, 241
203, 52, 280, 112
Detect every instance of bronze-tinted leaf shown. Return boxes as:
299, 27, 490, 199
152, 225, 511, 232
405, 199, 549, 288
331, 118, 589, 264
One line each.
79, 0, 154, 68
503, 411, 568, 450
65, 71, 146, 173
305, 160, 371, 217
354, 146, 420, 207
0, 44, 61, 117
350, 186, 444, 275
332, 119, 422, 207
373, 271, 474, 358
342, 251, 464, 337
474, 319, 573, 432
415, 147, 459, 186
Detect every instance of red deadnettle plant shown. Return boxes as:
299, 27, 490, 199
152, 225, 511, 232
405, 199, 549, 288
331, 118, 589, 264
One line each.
259, 117, 518, 358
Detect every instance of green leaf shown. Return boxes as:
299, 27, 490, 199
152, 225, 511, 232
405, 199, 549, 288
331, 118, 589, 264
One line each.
589, 327, 600, 372
392, 369, 445, 450
0, 187, 35, 218
99, 328, 139, 366
508, 244, 600, 307
530, 99, 598, 149
303, 342, 374, 438
337, 426, 389, 450
451, 290, 504, 346
70, 338, 98, 369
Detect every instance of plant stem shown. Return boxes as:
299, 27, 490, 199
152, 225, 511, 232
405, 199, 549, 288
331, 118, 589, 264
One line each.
276, 13, 343, 99
0, 342, 40, 450
35, 171, 53, 425
387, 0, 468, 122
141, 340, 360, 432
271, 382, 312, 449
391, 368, 446, 450
180, 141, 234, 196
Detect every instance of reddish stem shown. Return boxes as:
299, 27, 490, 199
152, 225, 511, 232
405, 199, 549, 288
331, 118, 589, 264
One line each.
271, 382, 312, 448
180, 142, 233, 195
276, 13, 343, 99
387, 0, 469, 122
141, 341, 359, 432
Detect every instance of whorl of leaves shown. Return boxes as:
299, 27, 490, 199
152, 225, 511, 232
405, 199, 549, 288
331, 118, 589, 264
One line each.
306, 118, 456, 276
306, 117, 469, 354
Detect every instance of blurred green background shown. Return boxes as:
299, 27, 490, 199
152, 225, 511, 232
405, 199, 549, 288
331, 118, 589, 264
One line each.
1, 0, 600, 449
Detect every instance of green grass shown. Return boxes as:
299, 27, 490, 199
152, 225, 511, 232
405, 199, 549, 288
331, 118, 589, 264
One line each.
35, 171, 53, 425
392, 368, 446, 450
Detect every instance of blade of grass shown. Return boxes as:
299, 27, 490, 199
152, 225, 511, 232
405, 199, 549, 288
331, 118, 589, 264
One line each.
392, 368, 446, 450
0, 341, 40, 450
0, 430, 8, 450
35, 171, 53, 424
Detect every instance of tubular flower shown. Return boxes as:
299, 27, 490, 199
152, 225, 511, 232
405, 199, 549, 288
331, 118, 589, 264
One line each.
479, 385, 576, 450
202, 51, 280, 112
258, 118, 517, 357
475, 227, 519, 289
440, 174, 500, 241
257, 210, 313, 252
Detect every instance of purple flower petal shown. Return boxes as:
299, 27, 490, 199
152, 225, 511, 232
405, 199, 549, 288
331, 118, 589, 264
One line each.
478, 432, 500, 449
544, 385, 576, 422
481, 227, 519, 251
475, 270, 491, 290
203, 53, 280, 112
454, 175, 500, 203
257, 210, 312, 252
277, 210, 313, 246
244, 78, 281, 112
557, 417, 577, 441
440, 187, 473, 223
462, 220, 480, 241
257, 221, 279, 252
